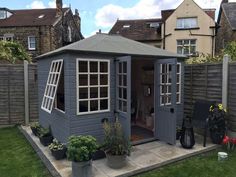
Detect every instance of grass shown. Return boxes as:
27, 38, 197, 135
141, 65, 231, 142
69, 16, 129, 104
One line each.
135, 148, 236, 177
0, 126, 51, 177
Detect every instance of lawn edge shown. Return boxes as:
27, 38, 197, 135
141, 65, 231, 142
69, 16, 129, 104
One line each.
18, 126, 62, 177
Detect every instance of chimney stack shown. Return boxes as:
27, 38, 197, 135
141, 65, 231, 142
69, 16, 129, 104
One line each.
56, 0, 63, 17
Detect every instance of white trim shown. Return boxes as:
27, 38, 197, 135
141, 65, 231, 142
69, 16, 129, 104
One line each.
41, 59, 63, 113
176, 63, 181, 104
28, 36, 36, 50
76, 58, 110, 115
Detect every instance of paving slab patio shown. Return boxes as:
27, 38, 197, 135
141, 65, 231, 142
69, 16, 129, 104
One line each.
21, 126, 218, 177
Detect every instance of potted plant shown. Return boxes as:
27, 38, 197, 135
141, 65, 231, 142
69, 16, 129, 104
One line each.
49, 138, 67, 160
39, 127, 53, 146
67, 135, 98, 177
208, 104, 226, 144
103, 119, 131, 169
30, 122, 41, 136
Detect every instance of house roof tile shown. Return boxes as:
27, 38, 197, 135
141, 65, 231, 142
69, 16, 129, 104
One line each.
222, 2, 236, 30
0, 8, 69, 27
109, 18, 162, 41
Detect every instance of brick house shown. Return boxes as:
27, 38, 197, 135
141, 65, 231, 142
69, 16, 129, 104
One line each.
216, 0, 236, 54
109, 0, 216, 57
0, 0, 83, 58
109, 19, 162, 48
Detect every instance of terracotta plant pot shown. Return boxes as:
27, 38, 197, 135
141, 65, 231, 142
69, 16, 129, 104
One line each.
106, 152, 127, 169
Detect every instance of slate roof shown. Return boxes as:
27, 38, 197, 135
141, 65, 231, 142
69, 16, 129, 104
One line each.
37, 33, 186, 59
109, 19, 162, 41
0, 8, 69, 27
222, 2, 236, 30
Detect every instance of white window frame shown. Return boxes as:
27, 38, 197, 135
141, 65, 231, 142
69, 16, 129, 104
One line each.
176, 63, 181, 104
177, 39, 196, 55
176, 17, 198, 29
0, 10, 6, 19
41, 59, 64, 113
76, 58, 110, 115
28, 36, 36, 50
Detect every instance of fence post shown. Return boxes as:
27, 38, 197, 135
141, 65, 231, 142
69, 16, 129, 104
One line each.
222, 54, 231, 109
24, 61, 29, 125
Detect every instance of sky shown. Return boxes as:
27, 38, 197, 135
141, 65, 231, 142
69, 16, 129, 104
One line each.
1, 0, 234, 37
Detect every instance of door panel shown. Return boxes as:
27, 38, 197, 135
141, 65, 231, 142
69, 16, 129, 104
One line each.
115, 56, 131, 139
155, 59, 177, 145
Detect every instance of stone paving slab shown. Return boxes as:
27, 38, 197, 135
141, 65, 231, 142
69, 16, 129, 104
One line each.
21, 126, 219, 177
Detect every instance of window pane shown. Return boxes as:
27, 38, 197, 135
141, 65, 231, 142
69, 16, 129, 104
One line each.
100, 87, 108, 97
119, 100, 122, 111
123, 62, 127, 73
190, 46, 196, 53
79, 61, 88, 72
119, 63, 122, 73
100, 99, 108, 110
177, 46, 182, 54
161, 95, 165, 105
90, 61, 98, 72
79, 101, 88, 112
167, 85, 171, 93
184, 47, 189, 54
79, 88, 88, 99
177, 94, 180, 103
79, 74, 88, 86
177, 75, 180, 83
190, 40, 196, 44
177, 64, 180, 73
123, 101, 127, 112
90, 87, 98, 98
90, 100, 98, 111
100, 74, 108, 85
119, 75, 122, 86
90, 74, 98, 85
100, 62, 108, 72
119, 88, 122, 99
177, 40, 182, 45
177, 84, 180, 92
123, 88, 127, 99
123, 75, 127, 86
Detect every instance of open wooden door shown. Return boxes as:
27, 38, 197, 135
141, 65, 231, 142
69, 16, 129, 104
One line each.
115, 56, 131, 140
155, 58, 177, 145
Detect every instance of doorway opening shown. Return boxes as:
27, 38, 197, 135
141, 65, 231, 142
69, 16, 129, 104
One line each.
131, 59, 155, 142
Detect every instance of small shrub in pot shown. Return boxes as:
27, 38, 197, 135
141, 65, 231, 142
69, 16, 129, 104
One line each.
49, 138, 67, 160
30, 122, 41, 136
39, 127, 53, 146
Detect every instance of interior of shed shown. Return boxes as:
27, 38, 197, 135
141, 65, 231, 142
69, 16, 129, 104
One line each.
131, 59, 155, 142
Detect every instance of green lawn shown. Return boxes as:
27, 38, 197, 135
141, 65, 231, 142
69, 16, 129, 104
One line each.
0, 126, 51, 177
135, 148, 236, 177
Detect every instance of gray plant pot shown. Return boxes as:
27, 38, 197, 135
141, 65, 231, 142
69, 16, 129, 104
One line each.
106, 153, 127, 169
72, 160, 92, 177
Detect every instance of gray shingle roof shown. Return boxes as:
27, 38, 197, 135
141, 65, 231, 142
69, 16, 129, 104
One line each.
222, 3, 236, 30
37, 33, 185, 59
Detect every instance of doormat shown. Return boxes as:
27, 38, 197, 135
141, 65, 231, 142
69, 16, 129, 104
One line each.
131, 134, 144, 141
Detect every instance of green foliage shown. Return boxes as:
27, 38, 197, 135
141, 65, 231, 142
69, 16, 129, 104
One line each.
48, 138, 65, 151
38, 127, 51, 138
30, 122, 40, 129
223, 41, 236, 61
0, 40, 31, 63
67, 135, 98, 162
103, 119, 131, 156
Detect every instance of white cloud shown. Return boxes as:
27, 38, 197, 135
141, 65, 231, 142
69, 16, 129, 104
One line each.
26, 0, 46, 9
95, 0, 221, 29
26, 0, 68, 9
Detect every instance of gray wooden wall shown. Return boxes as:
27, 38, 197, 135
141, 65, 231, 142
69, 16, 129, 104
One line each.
184, 62, 236, 133
0, 64, 38, 125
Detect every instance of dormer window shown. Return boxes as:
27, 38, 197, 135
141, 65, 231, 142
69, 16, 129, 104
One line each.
176, 17, 198, 29
0, 9, 13, 19
148, 22, 160, 28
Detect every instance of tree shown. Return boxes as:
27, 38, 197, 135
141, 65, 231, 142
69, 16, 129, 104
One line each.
0, 40, 31, 64
223, 41, 236, 61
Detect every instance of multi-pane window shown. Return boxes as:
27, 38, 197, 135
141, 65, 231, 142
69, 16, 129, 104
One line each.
176, 17, 198, 29
117, 62, 127, 112
28, 36, 36, 50
176, 63, 181, 104
77, 59, 110, 115
0, 35, 14, 41
177, 39, 196, 55
160, 64, 172, 106
41, 59, 63, 113
0, 10, 6, 19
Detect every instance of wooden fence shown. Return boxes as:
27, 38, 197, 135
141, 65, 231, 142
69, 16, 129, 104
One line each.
184, 61, 236, 133
0, 63, 38, 125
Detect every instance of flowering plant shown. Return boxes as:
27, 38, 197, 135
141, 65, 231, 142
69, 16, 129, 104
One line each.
222, 135, 236, 151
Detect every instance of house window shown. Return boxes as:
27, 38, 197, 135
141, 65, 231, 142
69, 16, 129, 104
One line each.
41, 59, 63, 113
123, 24, 130, 28
177, 39, 196, 55
176, 17, 198, 29
77, 59, 110, 115
28, 36, 36, 50
176, 63, 181, 104
160, 64, 172, 106
117, 61, 128, 112
0, 35, 14, 41
0, 10, 6, 19
68, 26, 72, 42
55, 64, 65, 112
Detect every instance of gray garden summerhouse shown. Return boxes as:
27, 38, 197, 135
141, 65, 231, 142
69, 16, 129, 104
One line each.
37, 33, 185, 145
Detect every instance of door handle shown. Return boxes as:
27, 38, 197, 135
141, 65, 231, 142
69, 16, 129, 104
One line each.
170, 108, 174, 113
